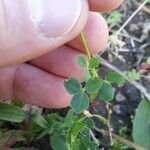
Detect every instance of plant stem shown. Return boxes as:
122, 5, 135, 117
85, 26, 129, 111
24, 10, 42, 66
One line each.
79, 32, 92, 60
83, 110, 107, 124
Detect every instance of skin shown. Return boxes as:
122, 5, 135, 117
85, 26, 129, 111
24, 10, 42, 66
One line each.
0, 0, 123, 108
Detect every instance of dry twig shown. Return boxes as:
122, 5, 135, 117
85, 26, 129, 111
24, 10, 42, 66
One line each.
132, 0, 150, 14
104, 102, 113, 146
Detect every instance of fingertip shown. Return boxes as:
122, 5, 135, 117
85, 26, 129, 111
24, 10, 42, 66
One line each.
68, 12, 109, 54
88, 0, 124, 12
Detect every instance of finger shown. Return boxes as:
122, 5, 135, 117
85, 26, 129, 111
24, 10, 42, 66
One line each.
30, 45, 84, 81
0, 0, 88, 67
30, 13, 109, 80
0, 64, 71, 108
88, 0, 124, 12
67, 12, 109, 54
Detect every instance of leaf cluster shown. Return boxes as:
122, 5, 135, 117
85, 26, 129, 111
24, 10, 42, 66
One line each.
65, 55, 125, 114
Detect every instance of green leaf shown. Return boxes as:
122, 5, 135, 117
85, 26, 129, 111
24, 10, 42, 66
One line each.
64, 109, 75, 126
80, 136, 99, 150
106, 11, 123, 27
106, 71, 125, 86
85, 78, 103, 94
32, 114, 48, 129
77, 55, 87, 68
124, 69, 140, 81
97, 81, 114, 101
89, 57, 100, 69
0, 102, 26, 122
84, 69, 92, 82
71, 122, 85, 138
36, 128, 51, 140
84, 118, 95, 129
51, 135, 68, 150
133, 99, 150, 149
71, 92, 89, 114
47, 113, 63, 124
64, 78, 81, 95
71, 139, 81, 150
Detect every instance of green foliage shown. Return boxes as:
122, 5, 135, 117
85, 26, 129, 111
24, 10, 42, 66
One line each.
112, 139, 130, 150
133, 99, 150, 149
89, 56, 100, 69
77, 55, 87, 68
124, 69, 140, 81
64, 78, 81, 94
51, 135, 69, 150
84, 69, 92, 81
85, 78, 103, 94
97, 81, 114, 101
36, 110, 99, 150
106, 71, 125, 86
0, 32, 129, 150
71, 92, 89, 114
32, 113, 48, 129
106, 11, 123, 27
0, 102, 26, 122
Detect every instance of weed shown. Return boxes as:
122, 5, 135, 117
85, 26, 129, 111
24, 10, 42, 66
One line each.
0, 32, 147, 150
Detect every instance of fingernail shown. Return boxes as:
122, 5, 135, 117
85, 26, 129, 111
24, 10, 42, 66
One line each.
28, 0, 83, 38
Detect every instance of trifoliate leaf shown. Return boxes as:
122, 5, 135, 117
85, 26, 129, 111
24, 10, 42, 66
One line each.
64, 78, 81, 94
0, 102, 26, 123
85, 78, 103, 94
97, 81, 114, 101
106, 71, 125, 86
77, 55, 87, 68
89, 57, 100, 68
71, 92, 89, 114
133, 99, 150, 150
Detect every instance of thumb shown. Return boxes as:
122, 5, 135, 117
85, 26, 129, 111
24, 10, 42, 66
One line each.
0, 0, 88, 67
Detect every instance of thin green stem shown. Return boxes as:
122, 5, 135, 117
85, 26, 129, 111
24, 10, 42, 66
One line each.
79, 32, 92, 60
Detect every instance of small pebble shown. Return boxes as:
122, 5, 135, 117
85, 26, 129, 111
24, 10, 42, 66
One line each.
113, 105, 121, 114
116, 92, 126, 102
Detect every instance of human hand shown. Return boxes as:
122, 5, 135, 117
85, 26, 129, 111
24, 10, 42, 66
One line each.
0, 0, 123, 108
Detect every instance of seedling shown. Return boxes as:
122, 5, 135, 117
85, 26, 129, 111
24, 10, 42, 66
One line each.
1, 32, 143, 150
